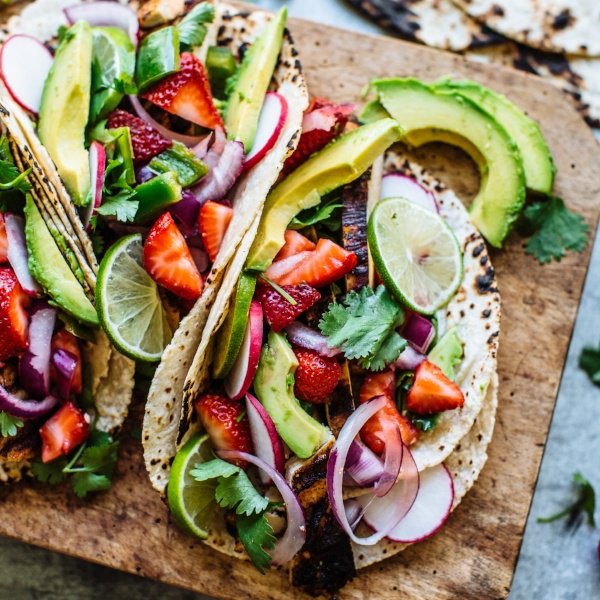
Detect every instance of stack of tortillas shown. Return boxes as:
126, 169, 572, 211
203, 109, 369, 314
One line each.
347, 0, 600, 128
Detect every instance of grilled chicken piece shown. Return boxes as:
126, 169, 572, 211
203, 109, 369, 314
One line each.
138, 0, 185, 28
0, 422, 39, 462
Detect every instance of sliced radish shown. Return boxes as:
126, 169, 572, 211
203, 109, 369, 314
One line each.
244, 92, 288, 171
5, 214, 41, 297
224, 300, 263, 401
245, 393, 285, 484
0, 34, 53, 114
380, 173, 438, 213
80, 141, 106, 227
64, 2, 139, 45
361, 463, 454, 543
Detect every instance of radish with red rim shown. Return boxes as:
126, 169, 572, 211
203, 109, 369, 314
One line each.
0, 34, 53, 115
80, 141, 106, 227
380, 173, 438, 213
360, 462, 454, 543
64, 2, 139, 45
243, 92, 288, 171
224, 300, 263, 401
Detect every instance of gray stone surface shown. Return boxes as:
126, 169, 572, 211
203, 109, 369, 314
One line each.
1, 1, 598, 598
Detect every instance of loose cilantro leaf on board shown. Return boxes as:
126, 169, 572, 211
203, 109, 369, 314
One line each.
236, 509, 277, 574
579, 344, 600, 386
72, 472, 112, 497
290, 196, 343, 232
0, 412, 23, 438
319, 285, 406, 370
96, 192, 139, 222
31, 458, 68, 485
177, 2, 215, 51
537, 472, 596, 529
520, 197, 588, 264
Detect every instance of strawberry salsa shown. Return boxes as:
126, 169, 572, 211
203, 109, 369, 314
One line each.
185, 100, 467, 574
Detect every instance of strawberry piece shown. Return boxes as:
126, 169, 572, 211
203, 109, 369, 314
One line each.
195, 393, 253, 462
0, 214, 8, 263
51, 329, 82, 395
142, 53, 223, 130
256, 283, 320, 332
271, 239, 357, 288
39, 402, 90, 463
359, 371, 419, 454
283, 98, 354, 174
143, 212, 203, 301
274, 230, 316, 262
0, 267, 30, 361
406, 360, 465, 415
292, 347, 341, 404
107, 109, 172, 164
198, 201, 233, 263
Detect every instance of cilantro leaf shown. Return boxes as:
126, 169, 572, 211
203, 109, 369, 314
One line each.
236, 510, 276, 574
537, 471, 596, 529
0, 412, 23, 438
72, 472, 112, 498
215, 469, 269, 516
319, 285, 405, 369
521, 197, 588, 264
410, 413, 439, 432
31, 458, 68, 485
579, 344, 600, 386
191, 458, 239, 481
96, 193, 138, 222
80, 441, 119, 476
177, 2, 215, 51
290, 197, 343, 232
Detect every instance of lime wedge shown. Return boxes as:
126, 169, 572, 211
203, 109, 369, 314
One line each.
96, 234, 172, 362
368, 197, 463, 314
168, 434, 219, 539
90, 26, 135, 122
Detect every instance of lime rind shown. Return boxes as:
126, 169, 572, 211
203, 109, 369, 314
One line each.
368, 197, 463, 315
96, 234, 172, 362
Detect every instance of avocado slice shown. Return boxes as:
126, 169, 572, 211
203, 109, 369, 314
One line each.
254, 330, 331, 458
38, 21, 92, 206
246, 118, 402, 271
434, 79, 555, 195
428, 327, 463, 381
24, 196, 98, 326
367, 78, 526, 248
224, 7, 287, 152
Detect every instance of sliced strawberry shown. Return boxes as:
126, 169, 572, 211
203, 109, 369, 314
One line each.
39, 402, 90, 463
256, 283, 320, 332
195, 393, 253, 463
51, 329, 82, 395
272, 239, 357, 288
0, 267, 30, 361
143, 212, 203, 301
198, 201, 233, 263
0, 214, 8, 263
142, 53, 223, 130
274, 230, 316, 262
292, 347, 341, 404
406, 360, 465, 415
107, 109, 172, 164
359, 371, 419, 454
265, 250, 312, 283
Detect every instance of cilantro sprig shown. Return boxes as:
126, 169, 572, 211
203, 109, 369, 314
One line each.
31, 429, 120, 498
191, 458, 276, 573
290, 195, 343, 232
0, 412, 23, 438
319, 285, 407, 371
579, 343, 600, 387
177, 2, 215, 51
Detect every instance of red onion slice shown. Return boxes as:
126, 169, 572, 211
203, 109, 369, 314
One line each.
64, 2, 139, 45
189, 246, 209, 274
345, 440, 384, 487
401, 312, 435, 354
19, 302, 56, 399
5, 213, 41, 297
217, 449, 306, 566
395, 345, 426, 370
0, 385, 58, 419
284, 322, 341, 358
129, 95, 209, 146
170, 189, 202, 233
51, 348, 78, 401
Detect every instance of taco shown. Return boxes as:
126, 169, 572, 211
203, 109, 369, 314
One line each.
0, 88, 134, 489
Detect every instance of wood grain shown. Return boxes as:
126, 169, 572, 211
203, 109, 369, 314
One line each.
1, 5, 599, 599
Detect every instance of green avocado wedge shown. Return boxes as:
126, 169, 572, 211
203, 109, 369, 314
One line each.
246, 118, 402, 271
24, 196, 98, 326
366, 78, 526, 248
433, 79, 555, 195
254, 331, 331, 459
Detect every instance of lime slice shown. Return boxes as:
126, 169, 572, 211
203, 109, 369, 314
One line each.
96, 234, 172, 362
368, 197, 463, 314
168, 434, 220, 539
90, 26, 135, 121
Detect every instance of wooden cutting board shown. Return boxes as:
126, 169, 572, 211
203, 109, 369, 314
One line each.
1, 4, 599, 599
